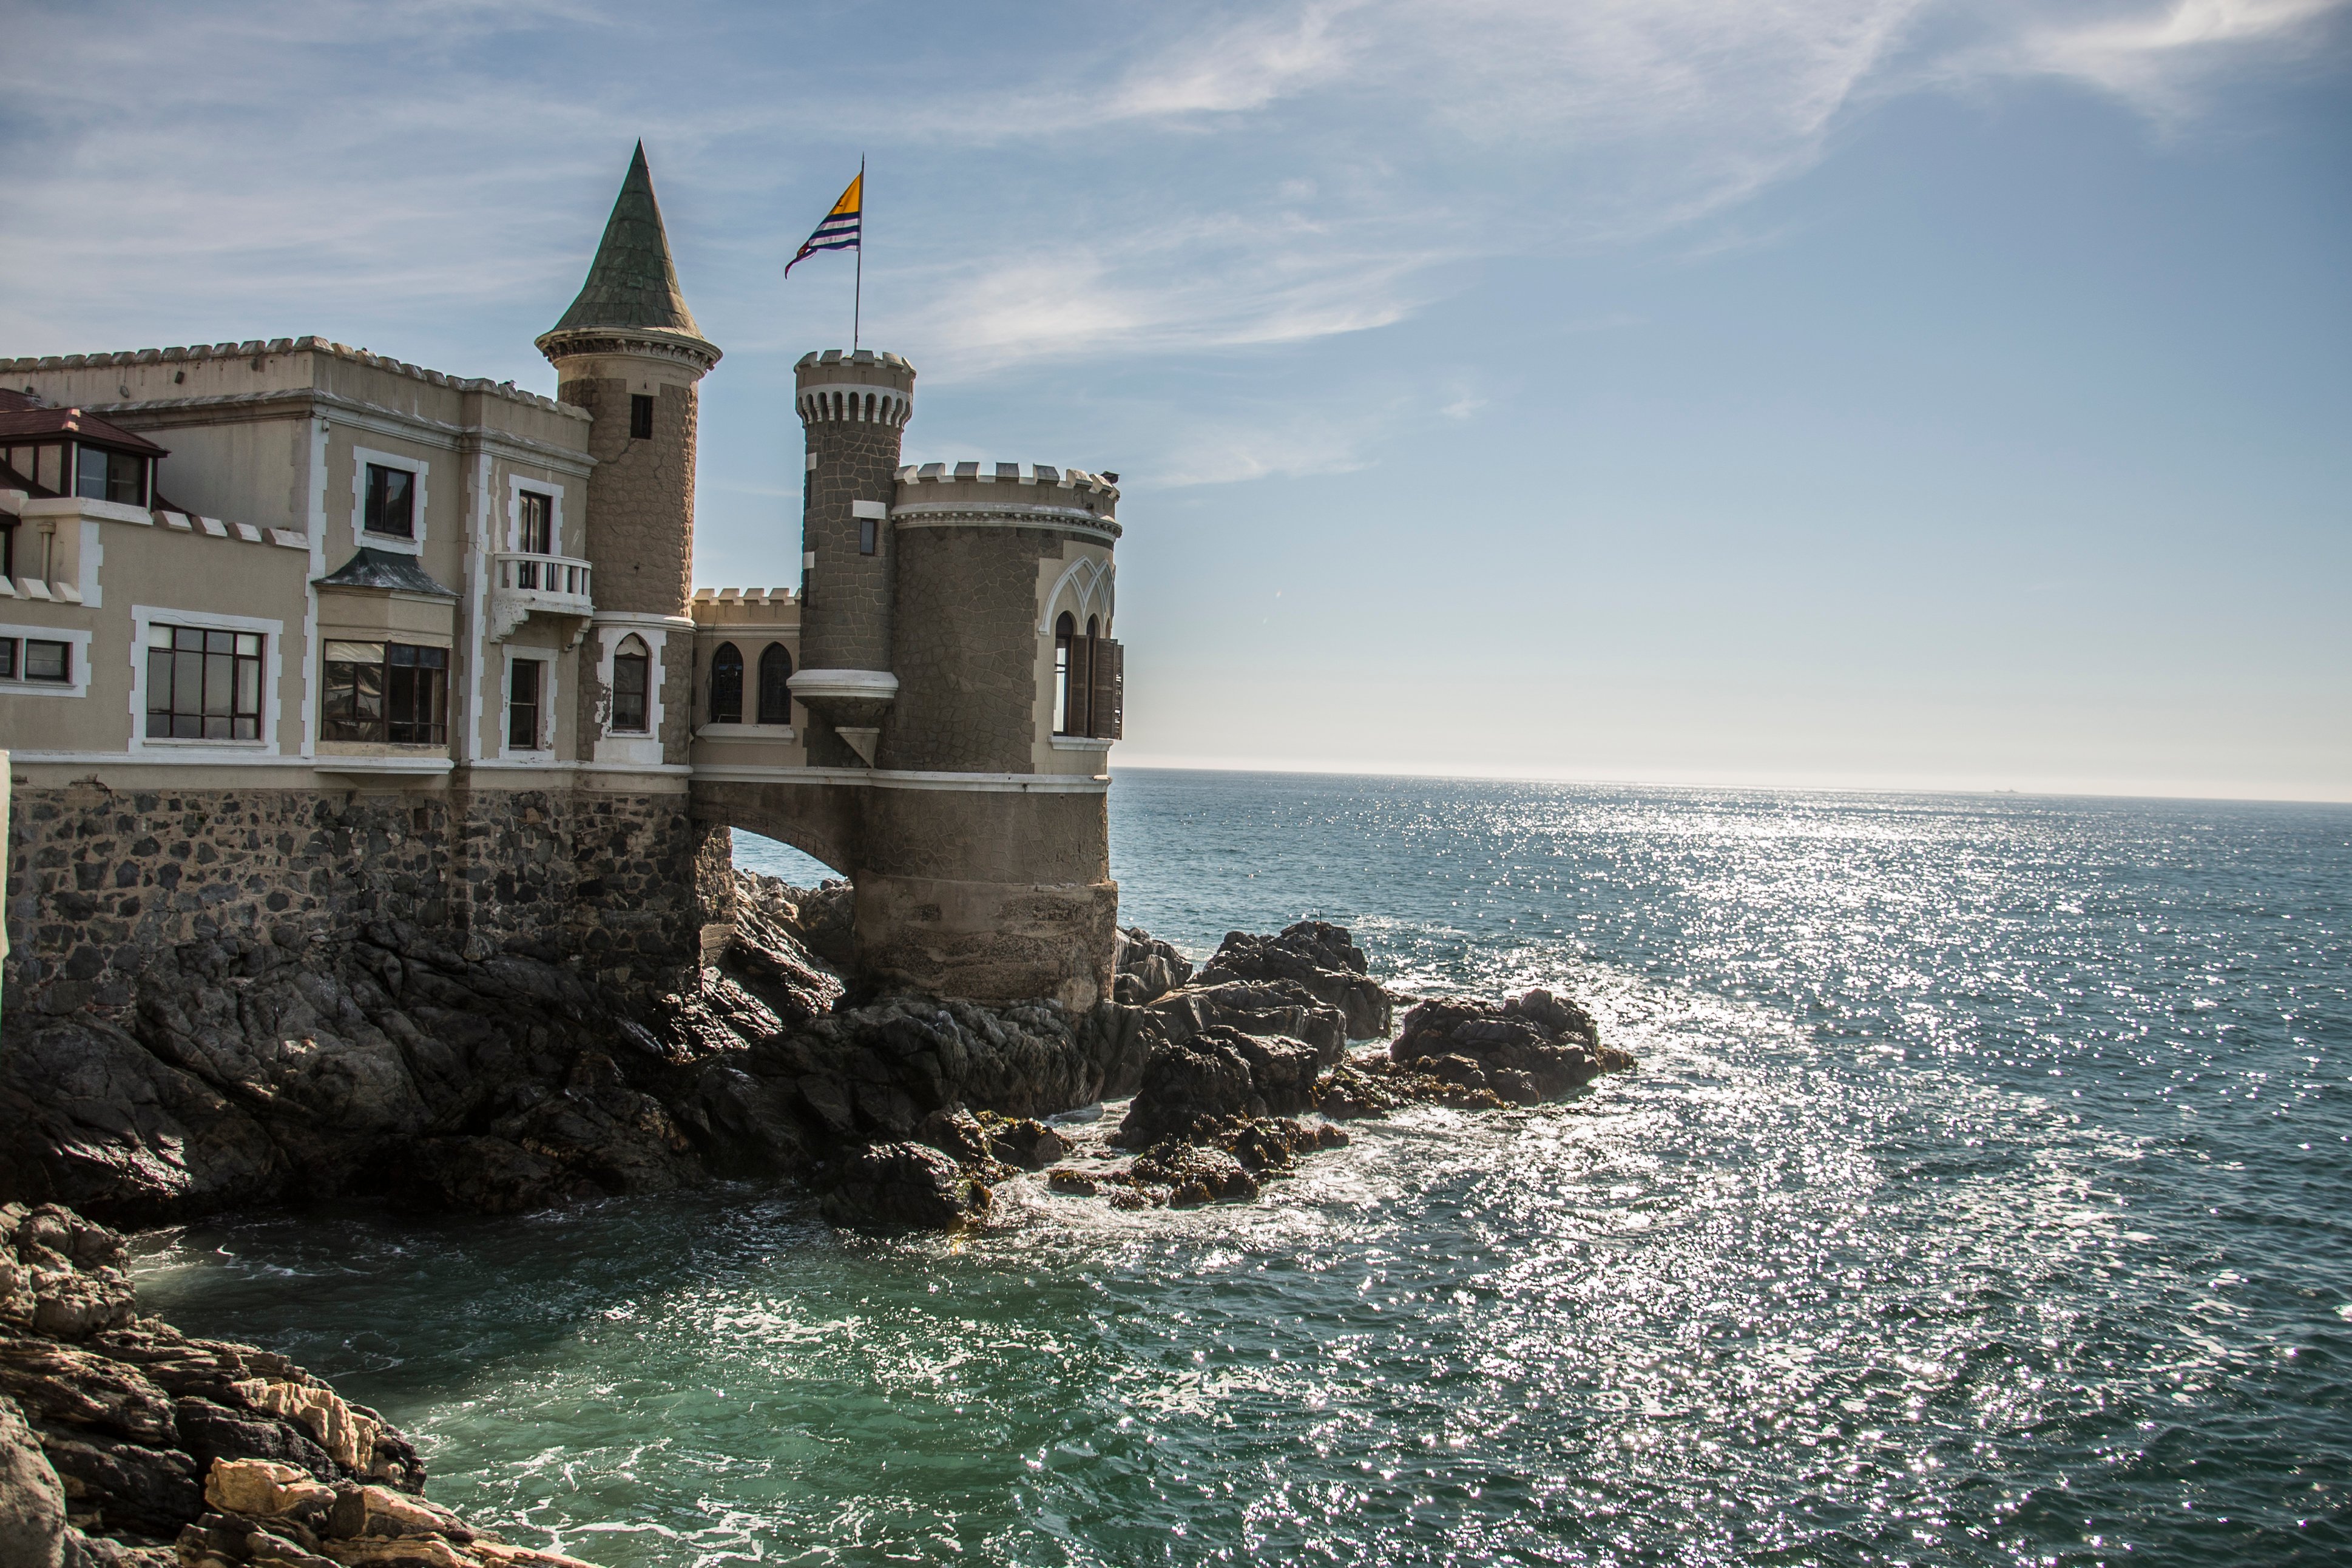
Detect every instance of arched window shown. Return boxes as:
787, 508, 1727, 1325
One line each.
1054, 612, 1077, 735
709, 641, 743, 725
758, 643, 794, 725
611, 635, 651, 733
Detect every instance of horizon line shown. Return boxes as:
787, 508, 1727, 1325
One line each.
1102, 757, 2352, 809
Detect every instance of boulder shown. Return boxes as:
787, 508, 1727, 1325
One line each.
1196, 921, 1392, 1040
1116, 1026, 1325, 1146
1140, 979, 1347, 1064
1126, 1144, 1259, 1208
1111, 928, 1193, 1006
819, 1144, 992, 1229
0, 1393, 66, 1568
1388, 988, 1630, 1099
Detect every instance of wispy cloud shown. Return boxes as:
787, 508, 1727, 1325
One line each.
0, 0, 2340, 376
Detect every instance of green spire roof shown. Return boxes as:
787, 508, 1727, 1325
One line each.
542, 143, 708, 343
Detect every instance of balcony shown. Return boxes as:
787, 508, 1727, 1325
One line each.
488, 551, 593, 642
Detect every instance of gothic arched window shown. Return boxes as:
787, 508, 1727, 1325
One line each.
758, 643, 794, 725
1054, 612, 1077, 735
710, 642, 743, 725
611, 635, 651, 733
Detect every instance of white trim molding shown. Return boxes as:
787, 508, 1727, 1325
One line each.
0, 622, 95, 700
691, 763, 1109, 793
505, 472, 567, 555
127, 604, 288, 756
351, 444, 430, 556
498, 646, 558, 762
592, 619, 668, 766
785, 668, 899, 701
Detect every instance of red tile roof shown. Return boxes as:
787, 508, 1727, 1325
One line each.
0, 404, 167, 455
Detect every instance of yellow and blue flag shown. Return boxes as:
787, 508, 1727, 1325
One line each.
785, 172, 862, 276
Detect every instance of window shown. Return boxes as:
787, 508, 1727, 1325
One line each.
509, 658, 544, 751
322, 640, 446, 744
0, 638, 13, 678
858, 517, 877, 555
24, 638, 70, 684
629, 394, 654, 440
611, 635, 651, 732
709, 641, 743, 724
75, 446, 146, 507
145, 624, 262, 739
1053, 612, 1080, 735
363, 464, 416, 538
757, 643, 793, 725
518, 491, 553, 555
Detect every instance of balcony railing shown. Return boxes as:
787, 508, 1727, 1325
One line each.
489, 551, 593, 640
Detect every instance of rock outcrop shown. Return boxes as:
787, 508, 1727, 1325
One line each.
0, 1202, 559, 1568
1110, 929, 1192, 1006
1194, 921, 1392, 1040
1388, 988, 1632, 1100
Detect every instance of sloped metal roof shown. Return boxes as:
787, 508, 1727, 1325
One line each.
541, 143, 708, 343
314, 547, 459, 598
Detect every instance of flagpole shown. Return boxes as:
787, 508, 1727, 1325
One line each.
853, 154, 865, 351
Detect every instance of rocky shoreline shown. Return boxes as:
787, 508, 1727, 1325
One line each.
0, 878, 1632, 1564
0, 1200, 574, 1568
0, 874, 1630, 1234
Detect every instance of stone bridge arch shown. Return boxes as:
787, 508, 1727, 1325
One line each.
692, 778, 859, 881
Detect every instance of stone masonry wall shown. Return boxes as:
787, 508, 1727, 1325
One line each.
801, 420, 903, 675
885, 527, 1065, 774
3, 781, 704, 1021
560, 374, 699, 619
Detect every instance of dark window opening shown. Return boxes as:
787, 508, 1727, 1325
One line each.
146, 624, 262, 740
363, 464, 416, 538
0, 638, 14, 678
709, 641, 743, 725
858, 517, 877, 555
509, 658, 544, 751
612, 637, 651, 732
1053, 612, 1080, 735
75, 446, 147, 507
24, 638, 69, 683
518, 490, 553, 555
757, 642, 794, 725
322, 640, 445, 744
629, 394, 655, 440
1, 521, 13, 579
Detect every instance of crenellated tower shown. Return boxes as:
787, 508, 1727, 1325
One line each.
789, 349, 915, 767
536, 141, 719, 769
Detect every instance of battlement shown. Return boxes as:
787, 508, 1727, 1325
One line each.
0, 337, 583, 418
896, 461, 1120, 499
795, 349, 916, 428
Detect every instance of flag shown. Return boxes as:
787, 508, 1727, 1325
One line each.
785, 172, 862, 276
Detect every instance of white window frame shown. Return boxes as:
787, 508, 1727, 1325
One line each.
592, 619, 667, 766
352, 446, 429, 556
127, 604, 285, 753
505, 473, 566, 555
499, 649, 556, 760
0, 622, 93, 700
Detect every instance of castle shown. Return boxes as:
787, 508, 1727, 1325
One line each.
0, 145, 1125, 1015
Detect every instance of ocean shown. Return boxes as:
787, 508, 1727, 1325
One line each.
135, 770, 2352, 1566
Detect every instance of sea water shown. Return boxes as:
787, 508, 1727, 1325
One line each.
135, 772, 2351, 1566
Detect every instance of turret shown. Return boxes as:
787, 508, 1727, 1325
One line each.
789, 348, 914, 767
536, 142, 718, 767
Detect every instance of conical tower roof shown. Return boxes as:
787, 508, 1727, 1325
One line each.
537, 143, 718, 366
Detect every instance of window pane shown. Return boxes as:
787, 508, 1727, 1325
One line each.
325, 640, 384, 663
176, 626, 205, 651
234, 715, 259, 740
206, 629, 234, 655
107, 450, 144, 505
235, 657, 260, 717
76, 446, 107, 500
149, 623, 174, 651
0, 639, 17, 679
235, 633, 261, 657
175, 648, 202, 709
27, 640, 67, 681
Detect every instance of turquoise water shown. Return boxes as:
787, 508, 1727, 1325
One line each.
135, 771, 2352, 1566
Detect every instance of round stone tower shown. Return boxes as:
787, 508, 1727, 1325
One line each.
536, 141, 720, 768
789, 348, 915, 768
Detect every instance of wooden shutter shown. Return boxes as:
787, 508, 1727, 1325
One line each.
1091, 638, 1123, 740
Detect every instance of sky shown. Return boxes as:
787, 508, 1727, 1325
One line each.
2, 1, 2346, 801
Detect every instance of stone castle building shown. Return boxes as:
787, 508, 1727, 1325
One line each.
1, 144, 1125, 1018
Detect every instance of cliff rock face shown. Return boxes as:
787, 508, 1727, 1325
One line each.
0, 874, 1144, 1228
0, 1201, 553, 1568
